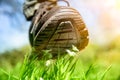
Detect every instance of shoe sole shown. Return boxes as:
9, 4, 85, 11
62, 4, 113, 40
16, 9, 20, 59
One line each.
29, 6, 89, 55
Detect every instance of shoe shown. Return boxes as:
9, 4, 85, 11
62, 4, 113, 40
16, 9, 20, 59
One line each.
29, 2, 89, 56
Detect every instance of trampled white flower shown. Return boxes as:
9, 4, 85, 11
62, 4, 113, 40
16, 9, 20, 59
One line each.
40, 77, 44, 80
45, 60, 51, 66
66, 49, 76, 56
72, 45, 79, 52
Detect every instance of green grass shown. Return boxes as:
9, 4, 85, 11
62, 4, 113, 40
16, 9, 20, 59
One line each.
0, 45, 116, 80
0, 37, 120, 80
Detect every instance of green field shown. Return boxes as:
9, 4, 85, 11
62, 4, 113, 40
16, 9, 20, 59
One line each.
0, 37, 120, 80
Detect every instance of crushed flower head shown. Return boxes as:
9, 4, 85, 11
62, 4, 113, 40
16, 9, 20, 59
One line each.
40, 77, 44, 80
72, 45, 79, 52
66, 49, 76, 56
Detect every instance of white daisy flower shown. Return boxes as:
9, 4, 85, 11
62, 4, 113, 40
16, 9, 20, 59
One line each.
72, 45, 79, 52
66, 49, 76, 56
40, 77, 44, 80
45, 60, 51, 66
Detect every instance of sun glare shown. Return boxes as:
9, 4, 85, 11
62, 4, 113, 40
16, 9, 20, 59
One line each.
107, 0, 120, 10
116, 0, 120, 9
